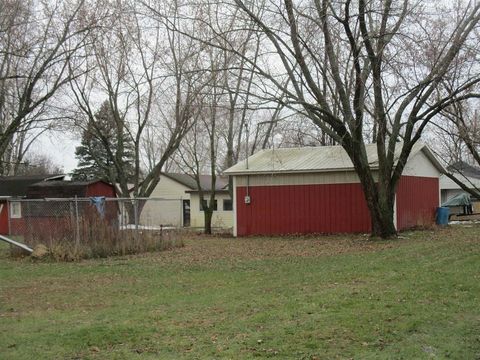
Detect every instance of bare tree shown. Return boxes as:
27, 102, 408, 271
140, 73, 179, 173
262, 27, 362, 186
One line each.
68, 1, 205, 206
14, 151, 63, 176
1, 118, 54, 175
142, 1, 283, 200
433, 98, 480, 198
178, 112, 219, 234
170, 0, 480, 238
176, 44, 225, 234
0, 0, 98, 174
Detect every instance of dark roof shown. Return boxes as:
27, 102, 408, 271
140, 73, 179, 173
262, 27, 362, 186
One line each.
448, 161, 480, 179
162, 173, 229, 192
162, 173, 197, 189
0, 174, 64, 197
30, 179, 105, 188
26, 179, 112, 199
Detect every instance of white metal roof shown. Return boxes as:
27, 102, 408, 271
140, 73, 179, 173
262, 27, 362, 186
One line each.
224, 142, 446, 175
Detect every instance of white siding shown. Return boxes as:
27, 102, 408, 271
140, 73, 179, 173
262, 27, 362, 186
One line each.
148, 176, 191, 199
190, 192, 233, 229
235, 171, 363, 187
403, 151, 441, 178
140, 199, 184, 227
139, 176, 190, 227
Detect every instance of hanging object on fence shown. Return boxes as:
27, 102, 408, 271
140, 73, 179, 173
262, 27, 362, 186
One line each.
89, 197, 106, 218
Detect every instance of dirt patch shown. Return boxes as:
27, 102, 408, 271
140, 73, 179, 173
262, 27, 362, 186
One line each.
124, 229, 443, 266
137, 225, 480, 266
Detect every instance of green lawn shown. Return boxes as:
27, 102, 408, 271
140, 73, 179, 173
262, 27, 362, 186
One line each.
1, 226, 479, 359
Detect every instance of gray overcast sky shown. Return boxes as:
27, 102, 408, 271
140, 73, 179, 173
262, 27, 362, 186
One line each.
34, 133, 79, 173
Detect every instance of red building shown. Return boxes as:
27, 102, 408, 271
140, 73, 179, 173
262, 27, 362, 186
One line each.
1, 178, 116, 236
25, 179, 116, 199
0, 175, 65, 235
224, 143, 444, 236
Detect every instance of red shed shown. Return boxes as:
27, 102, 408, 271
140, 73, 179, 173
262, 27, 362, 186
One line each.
8, 180, 117, 239
25, 179, 116, 199
0, 174, 65, 235
224, 143, 444, 236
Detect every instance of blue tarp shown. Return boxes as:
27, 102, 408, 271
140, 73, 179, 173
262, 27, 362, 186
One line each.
441, 193, 471, 207
90, 196, 106, 218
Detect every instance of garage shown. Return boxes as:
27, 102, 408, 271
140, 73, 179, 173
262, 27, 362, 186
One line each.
224, 143, 444, 236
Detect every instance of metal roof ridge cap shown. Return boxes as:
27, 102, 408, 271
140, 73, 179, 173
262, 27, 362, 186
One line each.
272, 144, 345, 150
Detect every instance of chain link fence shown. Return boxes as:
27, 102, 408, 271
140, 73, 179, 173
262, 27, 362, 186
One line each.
7, 197, 187, 246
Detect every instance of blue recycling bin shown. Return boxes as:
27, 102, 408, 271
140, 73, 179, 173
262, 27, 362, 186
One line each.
436, 207, 450, 225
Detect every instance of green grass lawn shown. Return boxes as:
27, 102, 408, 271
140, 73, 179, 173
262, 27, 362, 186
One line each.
1, 226, 479, 359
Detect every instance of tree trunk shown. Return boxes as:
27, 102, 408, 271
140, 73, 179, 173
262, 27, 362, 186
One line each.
359, 176, 397, 238
204, 209, 213, 235
348, 146, 397, 239
125, 202, 137, 225
368, 196, 397, 238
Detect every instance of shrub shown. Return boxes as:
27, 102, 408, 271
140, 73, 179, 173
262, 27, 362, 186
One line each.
10, 214, 184, 261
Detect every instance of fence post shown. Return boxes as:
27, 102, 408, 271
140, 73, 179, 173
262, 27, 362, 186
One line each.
180, 199, 183, 227
27, 201, 32, 241
122, 201, 125, 228
134, 198, 139, 231
7, 200, 11, 236
75, 196, 80, 246
133, 198, 139, 242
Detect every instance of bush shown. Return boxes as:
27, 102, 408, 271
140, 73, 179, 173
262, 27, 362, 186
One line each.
10, 215, 184, 261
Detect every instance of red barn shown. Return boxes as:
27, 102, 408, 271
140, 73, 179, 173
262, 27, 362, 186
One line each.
224, 143, 445, 236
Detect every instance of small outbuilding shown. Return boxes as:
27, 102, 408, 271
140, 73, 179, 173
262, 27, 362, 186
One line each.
0, 174, 65, 235
7, 179, 117, 238
25, 179, 116, 199
224, 142, 445, 236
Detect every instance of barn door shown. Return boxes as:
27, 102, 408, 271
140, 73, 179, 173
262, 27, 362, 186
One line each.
0, 202, 8, 235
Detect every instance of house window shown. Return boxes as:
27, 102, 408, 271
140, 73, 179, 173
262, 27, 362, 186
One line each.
10, 202, 22, 218
223, 199, 233, 211
200, 199, 217, 211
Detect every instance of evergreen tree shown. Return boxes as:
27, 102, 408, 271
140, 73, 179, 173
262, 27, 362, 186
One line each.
72, 101, 135, 183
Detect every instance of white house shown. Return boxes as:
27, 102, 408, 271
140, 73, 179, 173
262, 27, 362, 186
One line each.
139, 173, 194, 227
187, 178, 233, 229
139, 173, 233, 229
